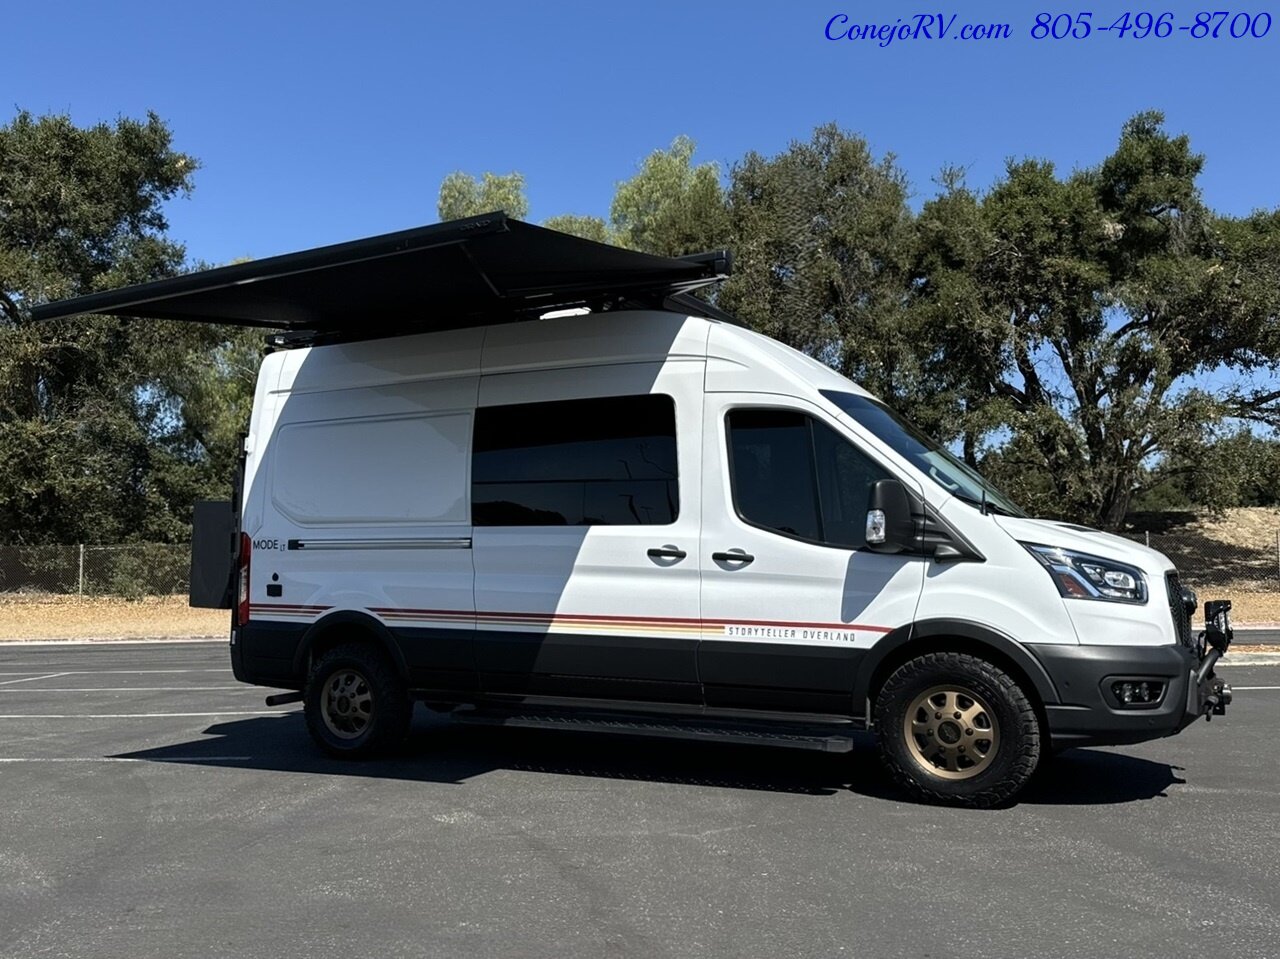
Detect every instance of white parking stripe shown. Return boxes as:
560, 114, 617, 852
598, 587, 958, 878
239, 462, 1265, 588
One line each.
0, 673, 68, 686
0, 669, 232, 676
0, 756, 252, 763
1232, 685, 1280, 690
0, 686, 248, 692
0, 711, 295, 718
0, 638, 222, 647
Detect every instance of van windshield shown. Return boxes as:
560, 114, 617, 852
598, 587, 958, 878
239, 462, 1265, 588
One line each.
820, 390, 1026, 517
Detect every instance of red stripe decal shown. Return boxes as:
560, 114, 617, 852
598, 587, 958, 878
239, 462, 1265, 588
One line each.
253, 603, 890, 634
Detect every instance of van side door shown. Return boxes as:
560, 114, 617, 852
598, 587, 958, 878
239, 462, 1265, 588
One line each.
471, 361, 703, 703
698, 396, 926, 714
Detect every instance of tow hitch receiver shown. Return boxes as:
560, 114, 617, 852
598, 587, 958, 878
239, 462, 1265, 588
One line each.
1198, 599, 1233, 720
1204, 679, 1233, 717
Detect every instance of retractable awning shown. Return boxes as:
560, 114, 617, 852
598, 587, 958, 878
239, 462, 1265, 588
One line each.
31, 212, 732, 337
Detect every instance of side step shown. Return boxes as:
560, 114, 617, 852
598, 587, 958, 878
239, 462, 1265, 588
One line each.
452, 708, 855, 753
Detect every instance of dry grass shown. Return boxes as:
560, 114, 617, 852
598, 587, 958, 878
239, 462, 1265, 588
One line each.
0, 595, 226, 641
1128, 506, 1280, 594
1180, 506, 1280, 544
1224, 593, 1280, 626
1123, 506, 1280, 623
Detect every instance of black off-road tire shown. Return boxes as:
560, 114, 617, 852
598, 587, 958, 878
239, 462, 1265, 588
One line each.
304, 643, 411, 759
874, 651, 1041, 808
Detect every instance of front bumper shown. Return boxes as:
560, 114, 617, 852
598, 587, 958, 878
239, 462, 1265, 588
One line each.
1031, 599, 1233, 748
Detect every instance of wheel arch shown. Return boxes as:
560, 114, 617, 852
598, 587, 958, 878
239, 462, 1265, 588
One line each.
855, 619, 1062, 723
292, 609, 409, 682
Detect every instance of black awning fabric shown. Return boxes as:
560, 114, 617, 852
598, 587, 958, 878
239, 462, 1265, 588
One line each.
30, 212, 730, 333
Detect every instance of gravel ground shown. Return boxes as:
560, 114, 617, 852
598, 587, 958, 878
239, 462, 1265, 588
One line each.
0, 596, 226, 641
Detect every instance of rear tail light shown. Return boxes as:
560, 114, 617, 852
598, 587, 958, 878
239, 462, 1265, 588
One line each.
235, 532, 251, 626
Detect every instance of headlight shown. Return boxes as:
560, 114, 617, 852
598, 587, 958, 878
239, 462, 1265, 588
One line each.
1022, 544, 1147, 604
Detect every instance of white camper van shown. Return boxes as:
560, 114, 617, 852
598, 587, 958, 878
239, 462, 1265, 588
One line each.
35, 214, 1234, 807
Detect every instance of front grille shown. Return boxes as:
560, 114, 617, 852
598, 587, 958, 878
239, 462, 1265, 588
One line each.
1166, 571, 1194, 648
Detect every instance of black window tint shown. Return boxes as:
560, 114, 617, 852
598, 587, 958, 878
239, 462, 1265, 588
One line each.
812, 419, 887, 549
727, 409, 888, 548
726, 410, 821, 541
473, 395, 678, 526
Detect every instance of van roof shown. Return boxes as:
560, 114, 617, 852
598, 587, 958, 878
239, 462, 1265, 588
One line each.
31, 212, 732, 342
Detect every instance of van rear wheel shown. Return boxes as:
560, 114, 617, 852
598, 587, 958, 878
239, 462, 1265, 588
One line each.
304, 643, 410, 759
874, 651, 1041, 808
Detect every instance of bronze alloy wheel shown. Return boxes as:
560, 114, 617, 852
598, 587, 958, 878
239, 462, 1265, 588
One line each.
903, 685, 1001, 781
321, 668, 375, 740
304, 642, 412, 759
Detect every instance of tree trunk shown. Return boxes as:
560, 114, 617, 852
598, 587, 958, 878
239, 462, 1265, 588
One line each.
1098, 482, 1133, 531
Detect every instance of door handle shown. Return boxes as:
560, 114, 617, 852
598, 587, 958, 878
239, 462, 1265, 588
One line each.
647, 546, 687, 560
712, 550, 755, 565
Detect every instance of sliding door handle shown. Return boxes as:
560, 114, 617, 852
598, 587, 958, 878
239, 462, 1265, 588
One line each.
712, 550, 755, 565
647, 546, 688, 560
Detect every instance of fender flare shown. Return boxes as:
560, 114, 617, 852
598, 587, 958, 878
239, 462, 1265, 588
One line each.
852, 618, 1062, 709
292, 609, 410, 681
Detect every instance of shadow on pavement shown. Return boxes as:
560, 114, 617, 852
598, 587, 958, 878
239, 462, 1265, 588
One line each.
1025, 747, 1185, 804
115, 710, 1184, 806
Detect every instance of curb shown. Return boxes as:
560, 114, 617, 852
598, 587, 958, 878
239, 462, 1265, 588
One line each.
1220, 652, 1280, 667
0, 635, 222, 647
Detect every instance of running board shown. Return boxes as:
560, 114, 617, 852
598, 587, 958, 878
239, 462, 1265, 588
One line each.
452, 708, 855, 753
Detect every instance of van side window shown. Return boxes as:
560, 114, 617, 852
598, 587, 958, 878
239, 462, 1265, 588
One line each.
473, 394, 679, 526
725, 410, 821, 541
727, 409, 888, 549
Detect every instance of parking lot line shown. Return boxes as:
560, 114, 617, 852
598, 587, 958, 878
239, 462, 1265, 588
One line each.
0, 756, 253, 763
1231, 685, 1280, 690
0, 673, 68, 686
0, 710, 295, 718
0, 686, 248, 692
0, 668, 232, 676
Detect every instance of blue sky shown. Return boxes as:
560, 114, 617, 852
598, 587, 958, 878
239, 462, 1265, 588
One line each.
8, 0, 1279, 265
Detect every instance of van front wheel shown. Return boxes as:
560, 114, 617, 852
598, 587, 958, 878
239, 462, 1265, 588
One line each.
304, 643, 410, 759
874, 651, 1041, 808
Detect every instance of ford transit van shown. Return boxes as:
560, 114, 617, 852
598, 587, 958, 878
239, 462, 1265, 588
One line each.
35, 214, 1233, 807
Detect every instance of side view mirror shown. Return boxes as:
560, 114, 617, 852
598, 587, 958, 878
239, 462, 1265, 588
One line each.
865, 478, 915, 554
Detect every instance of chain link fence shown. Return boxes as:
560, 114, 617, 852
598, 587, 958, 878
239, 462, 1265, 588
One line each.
1122, 529, 1280, 593
0, 544, 190, 599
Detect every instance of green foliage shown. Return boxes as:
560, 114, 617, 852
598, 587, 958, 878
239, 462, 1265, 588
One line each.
1131, 429, 1280, 511
542, 213, 611, 244
912, 111, 1280, 527
609, 136, 728, 256
437, 118, 1279, 529
0, 110, 195, 309
6, 107, 1276, 553
437, 139, 729, 258
719, 125, 921, 410
436, 171, 529, 221
84, 543, 190, 598
0, 110, 257, 546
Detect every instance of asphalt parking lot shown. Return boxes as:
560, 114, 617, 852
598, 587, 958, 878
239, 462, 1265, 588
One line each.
1, 642, 1277, 959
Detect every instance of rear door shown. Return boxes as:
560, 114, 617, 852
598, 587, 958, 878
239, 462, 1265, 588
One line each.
471, 361, 703, 703
698, 395, 926, 714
